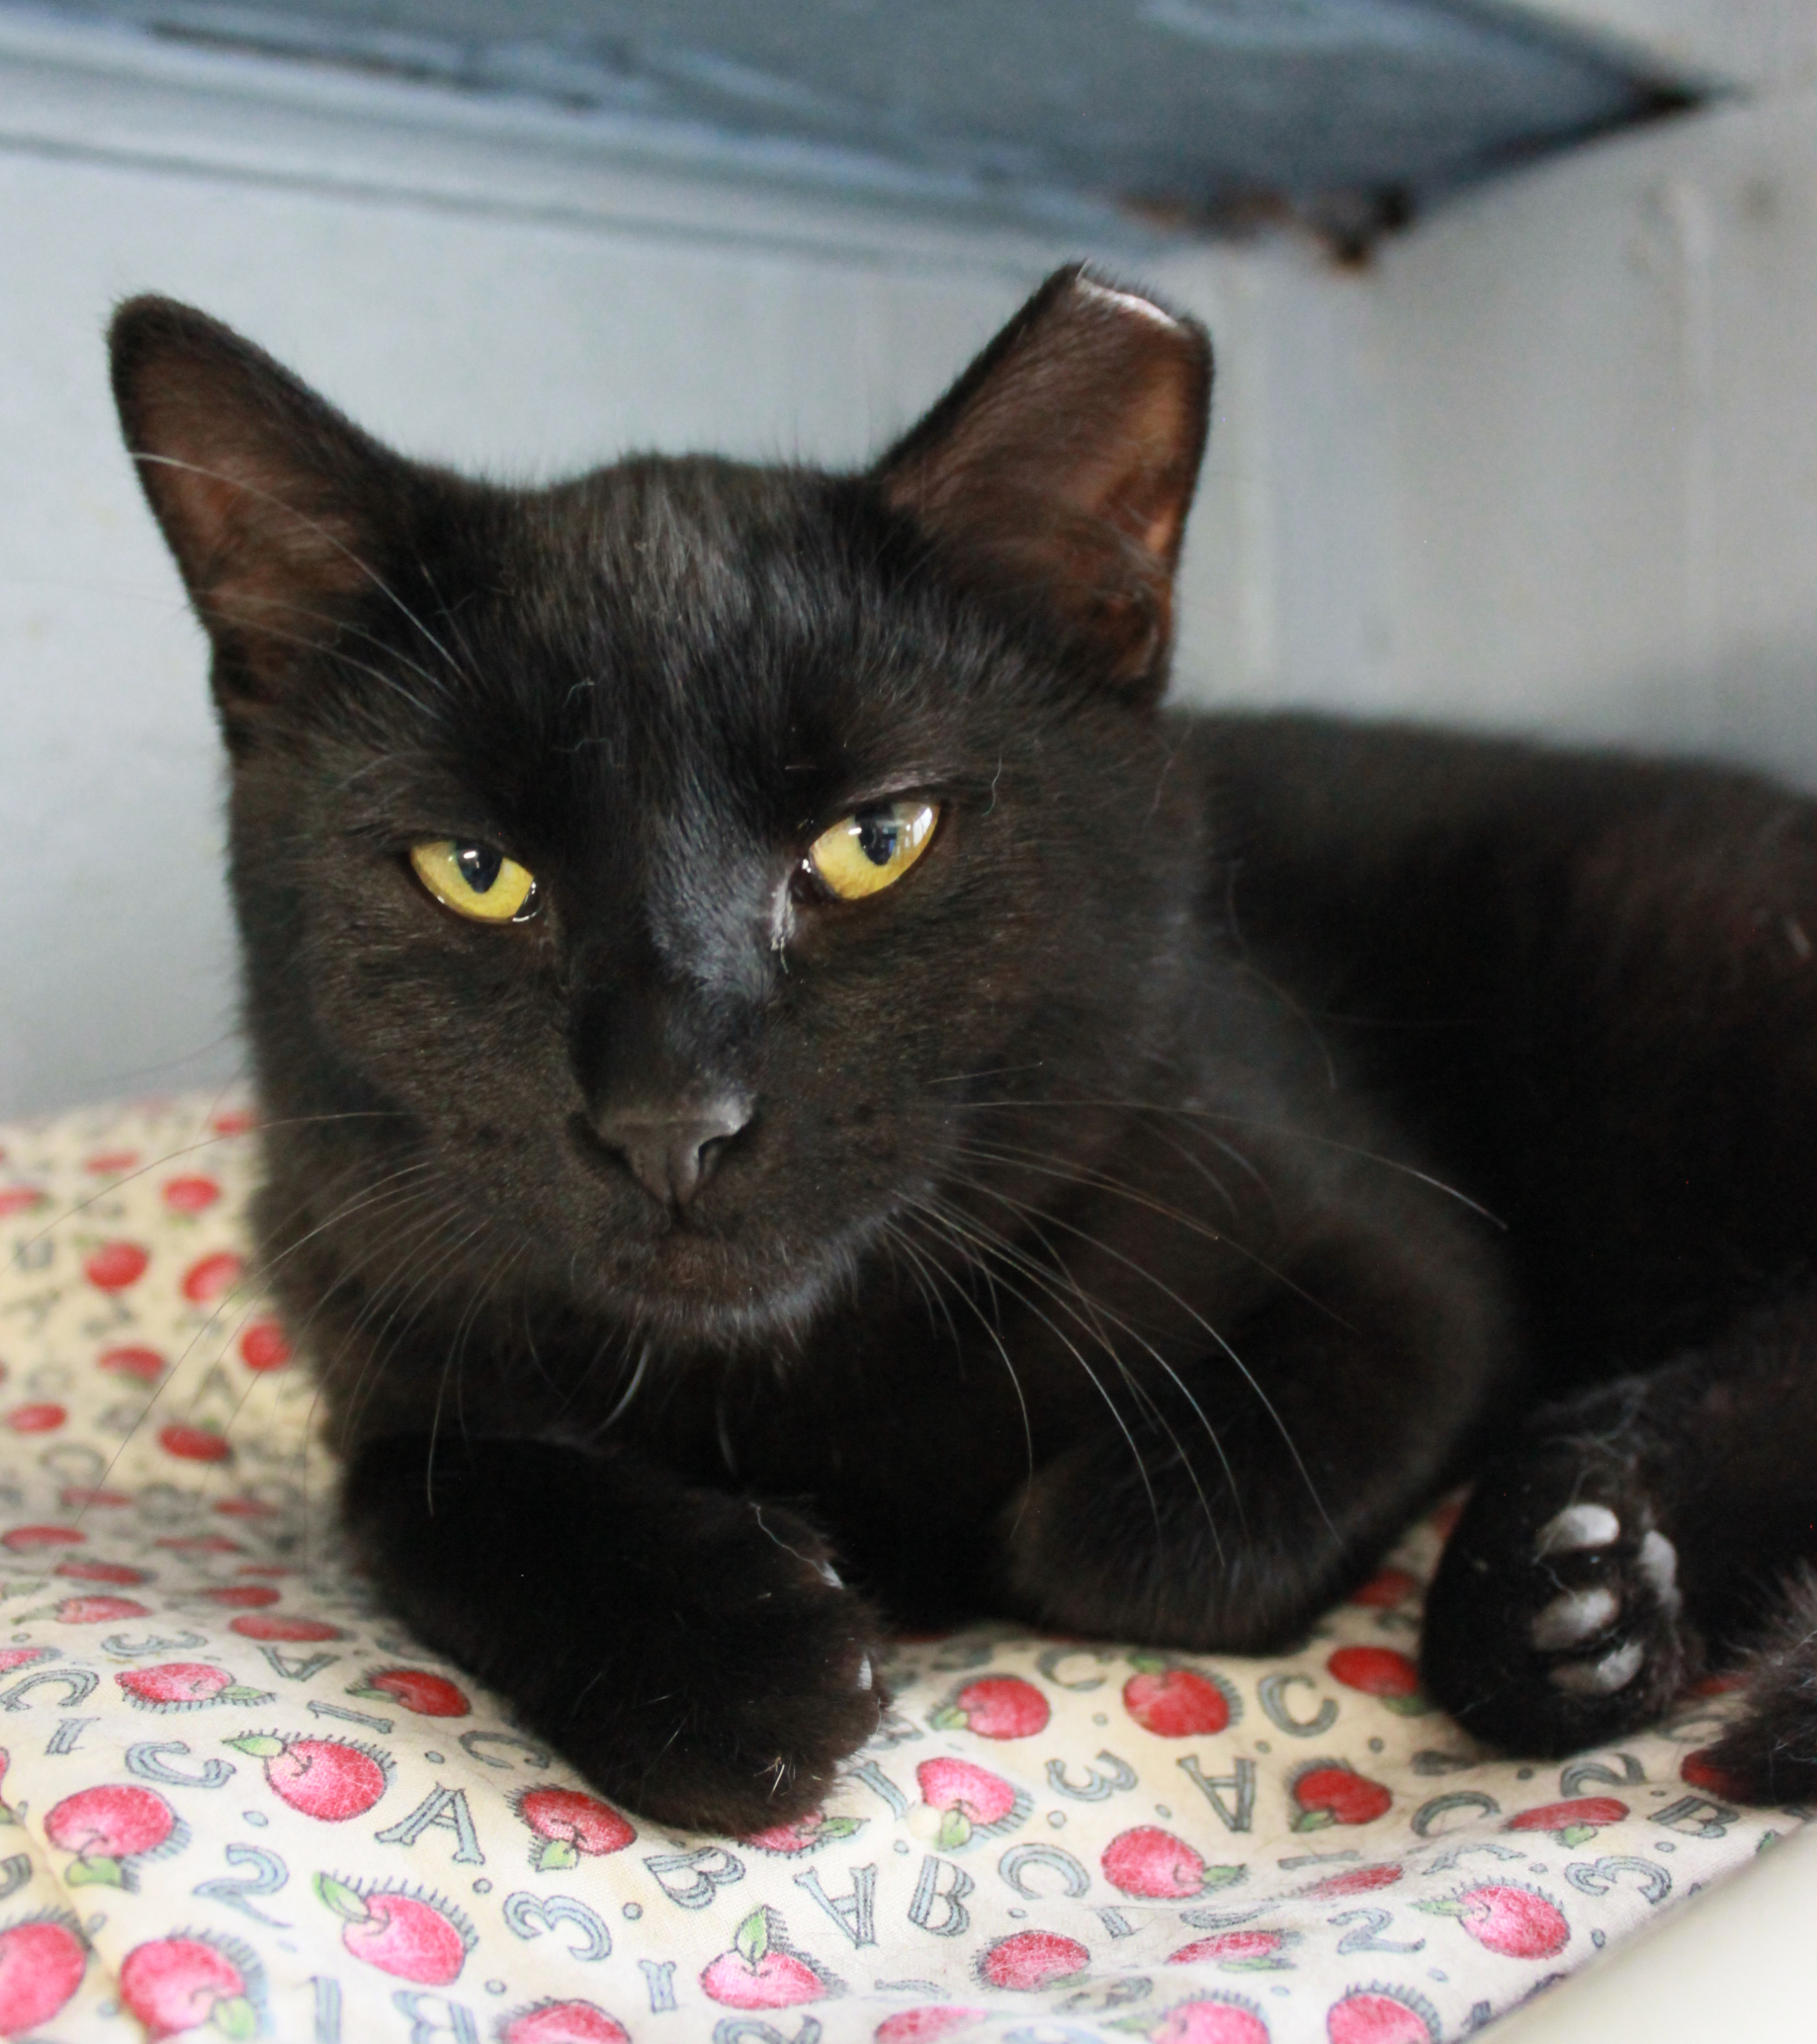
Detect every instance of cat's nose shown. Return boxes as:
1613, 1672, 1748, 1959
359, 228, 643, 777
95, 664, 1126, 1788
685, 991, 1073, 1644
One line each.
592, 1096, 752, 1211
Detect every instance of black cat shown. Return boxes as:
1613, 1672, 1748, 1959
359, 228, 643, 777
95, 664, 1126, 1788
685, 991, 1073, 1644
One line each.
110, 265, 1817, 1833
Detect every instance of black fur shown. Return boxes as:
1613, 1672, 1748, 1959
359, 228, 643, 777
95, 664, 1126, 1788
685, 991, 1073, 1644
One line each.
110, 269, 1817, 1829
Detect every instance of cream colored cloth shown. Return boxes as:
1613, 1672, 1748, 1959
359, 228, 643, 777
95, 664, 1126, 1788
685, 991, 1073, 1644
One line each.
0, 1093, 1794, 2043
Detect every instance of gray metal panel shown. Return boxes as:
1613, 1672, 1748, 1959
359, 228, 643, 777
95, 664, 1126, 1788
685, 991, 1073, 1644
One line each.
7, 0, 1688, 226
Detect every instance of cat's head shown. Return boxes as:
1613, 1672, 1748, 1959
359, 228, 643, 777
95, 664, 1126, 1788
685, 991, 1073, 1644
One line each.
111, 266, 1212, 1348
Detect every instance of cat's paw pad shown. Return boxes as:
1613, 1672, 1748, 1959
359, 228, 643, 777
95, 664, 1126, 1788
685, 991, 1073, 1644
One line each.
1422, 1447, 1694, 1753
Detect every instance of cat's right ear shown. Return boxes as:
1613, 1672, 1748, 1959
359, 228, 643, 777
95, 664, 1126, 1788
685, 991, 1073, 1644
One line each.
110, 297, 400, 722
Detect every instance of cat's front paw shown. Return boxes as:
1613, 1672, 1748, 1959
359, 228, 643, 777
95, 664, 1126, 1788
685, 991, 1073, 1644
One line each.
1422, 1442, 1694, 1753
560, 1503, 886, 1835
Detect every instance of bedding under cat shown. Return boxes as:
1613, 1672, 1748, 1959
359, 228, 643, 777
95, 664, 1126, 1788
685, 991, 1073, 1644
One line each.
109, 266, 1817, 1833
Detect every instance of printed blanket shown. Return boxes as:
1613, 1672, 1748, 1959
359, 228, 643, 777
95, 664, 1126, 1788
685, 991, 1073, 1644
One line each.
0, 1093, 1795, 2043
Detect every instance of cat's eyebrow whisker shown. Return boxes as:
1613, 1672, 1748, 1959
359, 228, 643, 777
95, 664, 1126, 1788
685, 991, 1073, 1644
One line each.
130, 452, 482, 695
193, 585, 456, 707
191, 601, 446, 726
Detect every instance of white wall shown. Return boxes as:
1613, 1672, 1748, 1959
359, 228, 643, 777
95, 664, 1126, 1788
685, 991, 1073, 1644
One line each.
5, 9, 1817, 1119
1369, 85, 1817, 767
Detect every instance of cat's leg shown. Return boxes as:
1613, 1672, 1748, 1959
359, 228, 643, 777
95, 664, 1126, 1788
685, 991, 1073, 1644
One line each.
341, 1435, 883, 1831
995, 1231, 1504, 1653
1422, 1288, 1817, 1773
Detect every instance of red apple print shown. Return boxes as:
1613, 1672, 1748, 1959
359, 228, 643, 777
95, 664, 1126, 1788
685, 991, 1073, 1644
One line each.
702, 1908, 830, 2009
1140, 1997, 1270, 2044
118, 1662, 271, 1712
84, 1241, 148, 1291
1347, 1568, 1420, 1609
0, 1648, 50, 1675
314, 1878, 471, 1986
159, 1424, 230, 1463
351, 1667, 470, 1718
162, 1176, 221, 1215
1103, 1827, 1244, 1901
230, 1612, 343, 1642
0, 1916, 87, 2035
0, 1525, 82, 1553
4, 1406, 63, 1435
931, 1675, 1048, 1739
501, 2001, 630, 2044
1325, 1988, 1438, 2044
159, 1536, 243, 1556
228, 1734, 389, 1821
978, 1930, 1088, 1992
120, 1933, 259, 2039
181, 1251, 243, 1304
1681, 1747, 1751, 1799
1295, 1863, 1402, 1901
1326, 1648, 1428, 1714
743, 1810, 864, 1854
1290, 1764, 1393, 1830
1122, 1662, 1236, 1738
215, 1497, 279, 1520
213, 1108, 257, 1137
238, 1322, 292, 1371
1416, 1882, 1569, 1960
914, 1757, 1021, 1849
1504, 1796, 1629, 1846
100, 1345, 166, 1383
30, 1594, 149, 1623
875, 2010, 985, 2043
43, 1783, 178, 1887
1167, 1930, 1291, 1971
515, 1787, 635, 1870
85, 1150, 139, 1176
56, 1558, 147, 1585
201, 1586, 279, 1609
58, 1486, 132, 1509
0, 1189, 47, 1220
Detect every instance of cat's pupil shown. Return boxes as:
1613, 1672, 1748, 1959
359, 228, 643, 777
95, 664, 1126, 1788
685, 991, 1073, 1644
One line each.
456, 843, 502, 894
855, 810, 900, 868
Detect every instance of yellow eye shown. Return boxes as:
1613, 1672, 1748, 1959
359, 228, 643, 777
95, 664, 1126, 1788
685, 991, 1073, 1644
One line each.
807, 801, 939, 901
409, 840, 538, 923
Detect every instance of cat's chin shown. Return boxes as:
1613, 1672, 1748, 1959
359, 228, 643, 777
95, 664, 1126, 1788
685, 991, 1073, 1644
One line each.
595, 1230, 863, 1351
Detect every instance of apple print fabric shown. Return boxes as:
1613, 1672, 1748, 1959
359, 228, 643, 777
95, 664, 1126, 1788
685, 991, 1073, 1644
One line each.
0, 1094, 1800, 2043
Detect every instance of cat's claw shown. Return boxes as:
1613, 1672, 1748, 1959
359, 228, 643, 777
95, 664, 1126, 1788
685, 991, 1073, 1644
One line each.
1551, 1637, 1648, 1696
1530, 1583, 1619, 1652
1534, 1502, 1620, 1556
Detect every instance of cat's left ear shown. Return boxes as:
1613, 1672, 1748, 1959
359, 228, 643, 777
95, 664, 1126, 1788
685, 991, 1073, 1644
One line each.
876, 264, 1211, 701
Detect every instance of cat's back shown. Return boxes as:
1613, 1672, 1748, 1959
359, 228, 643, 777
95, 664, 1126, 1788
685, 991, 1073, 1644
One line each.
1182, 708, 1817, 1365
